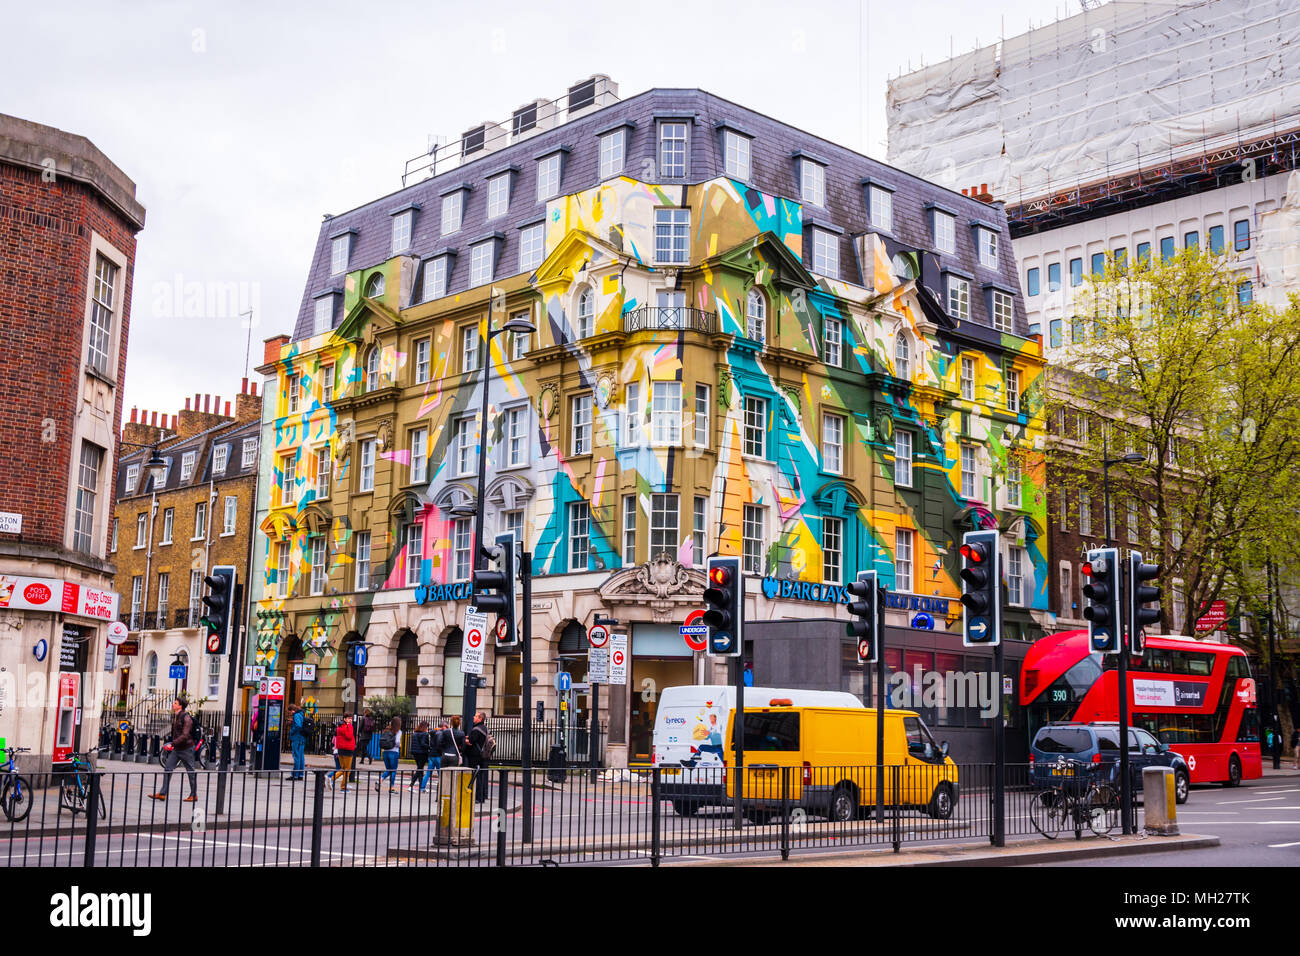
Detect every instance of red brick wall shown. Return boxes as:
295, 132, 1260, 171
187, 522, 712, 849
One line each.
0, 161, 138, 551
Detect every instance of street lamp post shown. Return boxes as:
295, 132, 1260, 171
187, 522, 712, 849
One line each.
1102, 428, 1145, 834
462, 303, 536, 731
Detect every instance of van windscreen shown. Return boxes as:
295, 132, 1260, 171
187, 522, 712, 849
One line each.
743, 712, 800, 751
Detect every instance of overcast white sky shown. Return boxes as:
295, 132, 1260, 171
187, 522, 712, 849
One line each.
5, 0, 1068, 419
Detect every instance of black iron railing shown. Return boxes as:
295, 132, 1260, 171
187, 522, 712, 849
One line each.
622, 306, 715, 334
0, 762, 1139, 867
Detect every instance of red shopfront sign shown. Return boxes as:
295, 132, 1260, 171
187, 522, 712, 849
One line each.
1196, 600, 1228, 632
0, 575, 119, 620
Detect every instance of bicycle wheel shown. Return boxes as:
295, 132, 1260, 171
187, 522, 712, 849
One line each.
58, 779, 80, 814
2, 775, 33, 823
1086, 785, 1120, 836
1030, 790, 1062, 840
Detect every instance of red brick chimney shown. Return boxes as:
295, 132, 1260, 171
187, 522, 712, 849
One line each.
235, 375, 263, 423
263, 334, 290, 367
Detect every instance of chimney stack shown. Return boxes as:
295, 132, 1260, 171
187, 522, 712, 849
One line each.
129, 407, 137, 424
203, 394, 211, 413
184, 397, 191, 411
241, 377, 249, 395
225, 401, 232, 416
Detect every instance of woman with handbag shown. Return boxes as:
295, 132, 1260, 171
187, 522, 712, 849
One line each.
376, 717, 402, 793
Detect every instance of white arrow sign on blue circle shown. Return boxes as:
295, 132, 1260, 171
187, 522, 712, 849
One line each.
969, 617, 988, 638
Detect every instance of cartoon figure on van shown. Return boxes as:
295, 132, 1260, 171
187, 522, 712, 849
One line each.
683, 702, 725, 767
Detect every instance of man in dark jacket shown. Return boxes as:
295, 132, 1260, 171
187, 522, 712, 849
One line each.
149, 697, 199, 802
466, 712, 490, 802
356, 709, 376, 767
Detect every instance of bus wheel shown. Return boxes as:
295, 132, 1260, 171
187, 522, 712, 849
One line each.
1222, 755, 1242, 788
927, 782, 955, 819
829, 784, 858, 822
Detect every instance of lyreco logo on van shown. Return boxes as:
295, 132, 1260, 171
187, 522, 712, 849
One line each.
663, 717, 688, 726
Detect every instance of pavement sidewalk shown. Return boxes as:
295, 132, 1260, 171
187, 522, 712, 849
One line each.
673, 832, 1220, 867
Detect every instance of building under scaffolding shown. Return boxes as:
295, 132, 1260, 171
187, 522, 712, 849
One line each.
886, 0, 1300, 313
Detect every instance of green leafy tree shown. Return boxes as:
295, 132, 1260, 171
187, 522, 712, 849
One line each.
1046, 245, 1300, 636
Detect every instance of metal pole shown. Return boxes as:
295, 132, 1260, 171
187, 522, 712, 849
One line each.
589, 680, 599, 782
875, 585, 886, 823
993, 636, 1005, 847
732, 654, 745, 829
1268, 559, 1280, 769
215, 581, 244, 816
465, 318, 495, 731
1119, 555, 1132, 835
521, 549, 533, 844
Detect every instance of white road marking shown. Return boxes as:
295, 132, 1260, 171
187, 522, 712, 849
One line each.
1269, 841, 1300, 848
1215, 796, 1287, 805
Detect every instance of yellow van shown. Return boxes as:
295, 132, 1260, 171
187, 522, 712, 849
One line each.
723, 701, 959, 821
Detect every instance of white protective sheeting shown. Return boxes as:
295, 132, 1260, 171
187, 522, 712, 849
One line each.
1255, 171, 1300, 309
886, 0, 1300, 202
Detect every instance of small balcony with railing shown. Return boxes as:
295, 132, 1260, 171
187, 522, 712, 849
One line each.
621, 305, 716, 335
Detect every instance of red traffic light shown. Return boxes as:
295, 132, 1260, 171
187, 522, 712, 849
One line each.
1081, 561, 1093, 577
960, 543, 987, 564
709, 566, 732, 587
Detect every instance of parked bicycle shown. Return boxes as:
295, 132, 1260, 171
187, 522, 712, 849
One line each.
150, 725, 211, 770
58, 752, 106, 820
0, 747, 33, 823
1029, 755, 1119, 839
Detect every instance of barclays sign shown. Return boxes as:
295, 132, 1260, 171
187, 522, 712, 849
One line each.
414, 581, 473, 605
761, 577, 850, 605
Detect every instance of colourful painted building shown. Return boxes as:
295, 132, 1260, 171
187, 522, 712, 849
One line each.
249, 81, 1048, 767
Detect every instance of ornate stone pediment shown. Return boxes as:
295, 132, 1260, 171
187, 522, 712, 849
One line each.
597, 554, 707, 623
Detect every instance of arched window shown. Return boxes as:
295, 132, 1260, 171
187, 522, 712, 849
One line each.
442, 629, 463, 717
396, 630, 420, 700
895, 334, 911, 380
365, 273, 385, 298
146, 652, 158, 693
746, 288, 766, 344
576, 287, 595, 339
366, 347, 380, 392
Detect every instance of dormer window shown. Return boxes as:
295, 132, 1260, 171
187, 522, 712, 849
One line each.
977, 227, 1000, 269
932, 210, 956, 255
658, 122, 688, 179
330, 234, 350, 275
724, 130, 752, 181
868, 184, 893, 232
391, 209, 414, 254
442, 191, 463, 235
800, 158, 826, 207
365, 273, 385, 298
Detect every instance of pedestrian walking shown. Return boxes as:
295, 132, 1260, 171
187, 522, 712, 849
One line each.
287, 704, 308, 781
466, 711, 493, 803
356, 708, 376, 765
408, 721, 431, 791
148, 697, 200, 802
331, 714, 355, 791
376, 717, 402, 792
422, 720, 452, 790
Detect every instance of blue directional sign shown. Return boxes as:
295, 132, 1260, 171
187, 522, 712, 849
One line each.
352, 645, 369, 667
558, 671, 572, 692
169, 665, 187, 680
967, 616, 990, 641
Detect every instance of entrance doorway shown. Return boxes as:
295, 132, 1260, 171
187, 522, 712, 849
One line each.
395, 630, 419, 702
629, 658, 693, 762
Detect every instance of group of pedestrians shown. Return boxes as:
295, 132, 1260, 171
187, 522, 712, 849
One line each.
280, 707, 494, 800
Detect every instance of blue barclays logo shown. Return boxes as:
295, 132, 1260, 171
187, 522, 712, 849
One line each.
762, 576, 849, 605
414, 582, 474, 606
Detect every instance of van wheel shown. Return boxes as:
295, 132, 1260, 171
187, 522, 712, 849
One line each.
829, 784, 858, 822
671, 800, 699, 817
746, 809, 776, 825
927, 783, 955, 819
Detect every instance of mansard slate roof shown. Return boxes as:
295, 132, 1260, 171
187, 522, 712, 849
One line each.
292, 88, 1027, 342
116, 417, 261, 499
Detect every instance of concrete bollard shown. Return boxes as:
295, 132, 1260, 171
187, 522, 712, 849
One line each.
1142, 766, 1179, 836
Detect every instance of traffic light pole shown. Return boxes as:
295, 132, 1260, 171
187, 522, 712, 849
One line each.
521, 549, 533, 844
1119, 557, 1132, 835
215, 581, 243, 816
993, 634, 1005, 847
732, 653, 745, 830
875, 588, 886, 824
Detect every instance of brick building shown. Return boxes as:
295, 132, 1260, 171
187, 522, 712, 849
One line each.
0, 113, 145, 772
110, 382, 262, 722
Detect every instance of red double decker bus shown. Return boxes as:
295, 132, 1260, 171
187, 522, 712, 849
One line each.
1021, 629, 1261, 785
